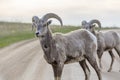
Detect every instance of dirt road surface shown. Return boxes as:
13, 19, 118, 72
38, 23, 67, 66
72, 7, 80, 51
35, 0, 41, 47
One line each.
0, 30, 120, 80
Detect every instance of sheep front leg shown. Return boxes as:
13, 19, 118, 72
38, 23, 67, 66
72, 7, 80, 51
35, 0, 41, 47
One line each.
79, 60, 91, 80
52, 63, 64, 80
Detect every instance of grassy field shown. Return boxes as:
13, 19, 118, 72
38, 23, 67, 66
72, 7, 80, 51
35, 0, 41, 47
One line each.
0, 22, 119, 48
0, 22, 34, 48
0, 22, 80, 48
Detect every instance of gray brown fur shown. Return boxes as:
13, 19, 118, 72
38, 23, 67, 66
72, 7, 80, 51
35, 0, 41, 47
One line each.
32, 14, 102, 80
82, 19, 120, 72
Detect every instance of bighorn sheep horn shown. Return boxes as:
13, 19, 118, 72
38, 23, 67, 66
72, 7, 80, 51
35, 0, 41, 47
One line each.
42, 13, 63, 26
89, 19, 101, 31
32, 16, 40, 30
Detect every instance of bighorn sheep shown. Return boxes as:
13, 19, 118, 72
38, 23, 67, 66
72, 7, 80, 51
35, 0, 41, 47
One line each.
32, 13, 102, 80
82, 19, 120, 72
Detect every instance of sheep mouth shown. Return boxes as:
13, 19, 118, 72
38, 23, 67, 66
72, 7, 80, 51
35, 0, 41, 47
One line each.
36, 34, 45, 38
44, 44, 48, 49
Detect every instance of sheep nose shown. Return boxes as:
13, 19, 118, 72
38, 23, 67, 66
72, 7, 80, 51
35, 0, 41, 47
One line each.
36, 32, 39, 37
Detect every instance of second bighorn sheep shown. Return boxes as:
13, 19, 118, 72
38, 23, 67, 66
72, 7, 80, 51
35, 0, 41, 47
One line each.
32, 13, 102, 80
82, 19, 120, 72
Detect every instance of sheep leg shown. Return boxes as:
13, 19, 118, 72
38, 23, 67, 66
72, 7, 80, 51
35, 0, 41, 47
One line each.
52, 63, 64, 80
79, 60, 91, 80
86, 55, 102, 80
108, 50, 115, 72
114, 46, 120, 72
97, 51, 103, 69
114, 46, 120, 57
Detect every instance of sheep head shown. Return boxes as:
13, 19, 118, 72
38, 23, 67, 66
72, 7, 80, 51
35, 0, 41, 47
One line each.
81, 20, 90, 29
89, 19, 101, 31
32, 13, 63, 37
82, 19, 101, 34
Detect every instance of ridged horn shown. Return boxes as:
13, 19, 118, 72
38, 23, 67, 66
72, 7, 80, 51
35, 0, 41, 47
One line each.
81, 20, 88, 25
81, 20, 89, 29
89, 19, 101, 31
89, 19, 101, 28
32, 16, 40, 30
42, 13, 63, 26
32, 16, 39, 23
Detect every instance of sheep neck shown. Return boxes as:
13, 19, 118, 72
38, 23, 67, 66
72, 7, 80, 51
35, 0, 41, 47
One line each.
40, 27, 53, 47
91, 30, 97, 36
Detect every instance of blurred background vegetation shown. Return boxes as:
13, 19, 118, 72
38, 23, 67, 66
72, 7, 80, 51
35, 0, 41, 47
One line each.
0, 22, 34, 48
0, 22, 119, 48
0, 22, 80, 48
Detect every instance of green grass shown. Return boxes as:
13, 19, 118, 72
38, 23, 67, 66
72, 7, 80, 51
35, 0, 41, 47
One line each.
0, 22, 80, 48
0, 22, 34, 48
0, 21, 119, 48
51, 25, 80, 33
0, 31, 34, 47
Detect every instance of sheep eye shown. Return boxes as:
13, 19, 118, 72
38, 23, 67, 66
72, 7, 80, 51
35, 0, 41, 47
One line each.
44, 44, 48, 49
43, 23, 47, 27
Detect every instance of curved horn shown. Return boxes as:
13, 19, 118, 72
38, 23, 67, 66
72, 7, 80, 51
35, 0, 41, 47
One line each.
89, 19, 101, 31
32, 16, 39, 23
81, 20, 88, 26
81, 20, 90, 29
42, 13, 63, 26
32, 16, 39, 30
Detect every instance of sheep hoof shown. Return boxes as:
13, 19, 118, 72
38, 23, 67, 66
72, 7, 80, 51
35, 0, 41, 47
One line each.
108, 68, 112, 72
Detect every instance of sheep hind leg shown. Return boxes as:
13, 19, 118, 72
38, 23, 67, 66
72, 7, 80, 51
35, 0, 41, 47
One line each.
114, 45, 120, 72
97, 52, 103, 69
86, 55, 102, 80
114, 45, 120, 57
108, 50, 115, 72
79, 60, 91, 80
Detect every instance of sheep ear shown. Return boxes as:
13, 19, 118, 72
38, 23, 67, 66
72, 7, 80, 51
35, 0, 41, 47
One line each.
43, 20, 52, 27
